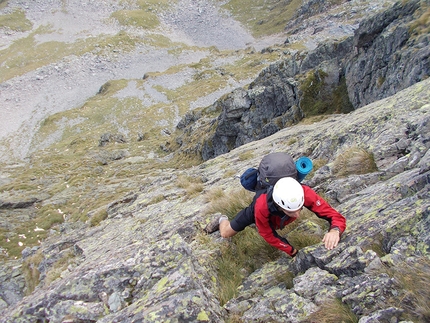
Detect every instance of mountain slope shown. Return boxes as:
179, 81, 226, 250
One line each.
0, 0, 429, 322
1, 77, 429, 322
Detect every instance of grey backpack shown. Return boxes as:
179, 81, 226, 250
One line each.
258, 152, 298, 188
240, 152, 298, 192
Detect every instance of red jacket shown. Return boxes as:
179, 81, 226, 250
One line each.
254, 185, 346, 255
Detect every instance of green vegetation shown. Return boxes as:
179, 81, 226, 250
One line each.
377, 76, 386, 88
299, 70, 354, 117
0, 203, 64, 260
149, 48, 280, 117
111, 10, 159, 29
0, 0, 383, 264
333, 146, 378, 177
0, 29, 142, 82
278, 208, 327, 249
287, 137, 297, 145
203, 187, 226, 204
221, 0, 303, 37
204, 188, 253, 217
306, 158, 328, 179
298, 115, 330, 125
0, 8, 32, 31
0, 0, 285, 259
22, 248, 77, 293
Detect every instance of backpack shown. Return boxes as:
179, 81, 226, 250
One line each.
240, 167, 259, 191
239, 153, 313, 192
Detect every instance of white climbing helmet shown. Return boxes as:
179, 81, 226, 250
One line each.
273, 177, 304, 212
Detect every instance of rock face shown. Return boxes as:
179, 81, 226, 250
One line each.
1, 76, 429, 322
175, 0, 430, 160
346, 0, 430, 108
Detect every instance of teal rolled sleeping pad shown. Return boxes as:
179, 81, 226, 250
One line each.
296, 157, 313, 182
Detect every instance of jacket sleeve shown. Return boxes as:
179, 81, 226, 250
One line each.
303, 185, 346, 233
254, 194, 296, 256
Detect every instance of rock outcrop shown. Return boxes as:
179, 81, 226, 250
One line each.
175, 0, 430, 161
346, 0, 430, 108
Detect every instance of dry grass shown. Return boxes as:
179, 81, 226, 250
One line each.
204, 186, 280, 304
0, 30, 141, 82
177, 175, 205, 197
226, 315, 244, 323
22, 251, 43, 295
361, 233, 386, 257
409, 5, 430, 37
303, 298, 358, 323
387, 258, 430, 322
111, 10, 160, 29
204, 187, 226, 203
333, 146, 378, 177
305, 158, 328, 179
204, 188, 253, 217
0, 38, 282, 259
216, 227, 282, 305
238, 151, 254, 161
44, 250, 76, 286
89, 209, 108, 227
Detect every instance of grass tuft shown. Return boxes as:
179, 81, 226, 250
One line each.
238, 151, 254, 161
177, 175, 205, 197
204, 187, 280, 304
204, 187, 226, 203
22, 250, 43, 295
385, 258, 430, 322
303, 298, 358, 323
361, 233, 386, 257
44, 250, 76, 286
204, 188, 253, 217
409, 6, 430, 37
89, 209, 108, 227
333, 146, 378, 177
111, 9, 160, 29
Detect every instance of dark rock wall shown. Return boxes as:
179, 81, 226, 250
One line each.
176, 0, 430, 161
346, 0, 429, 107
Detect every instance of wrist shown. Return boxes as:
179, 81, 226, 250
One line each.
291, 248, 298, 257
219, 215, 228, 224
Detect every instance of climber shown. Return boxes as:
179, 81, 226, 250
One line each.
204, 177, 346, 257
